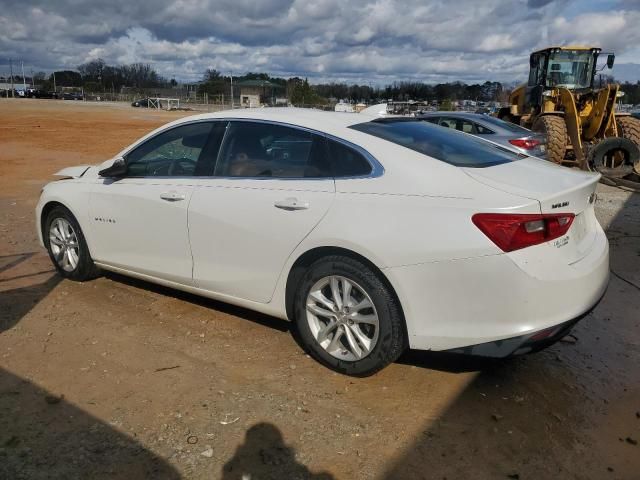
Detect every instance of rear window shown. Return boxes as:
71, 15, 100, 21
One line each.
479, 115, 533, 134
349, 119, 521, 168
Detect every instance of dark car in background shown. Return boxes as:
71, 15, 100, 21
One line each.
62, 92, 83, 101
26, 89, 59, 99
131, 98, 163, 108
417, 112, 547, 158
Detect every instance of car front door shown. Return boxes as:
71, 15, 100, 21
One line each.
188, 120, 336, 303
89, 121, 223, 284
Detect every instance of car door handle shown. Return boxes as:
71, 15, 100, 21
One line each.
160, 191, 186, 202
274, 197, 309, 211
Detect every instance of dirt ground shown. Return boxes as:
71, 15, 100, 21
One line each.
1, 99, 639, 480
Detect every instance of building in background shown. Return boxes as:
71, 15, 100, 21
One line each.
237, 80, 282, 107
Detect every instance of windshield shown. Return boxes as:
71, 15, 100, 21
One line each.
349, 119, 522, 168
545, 50, 595, 89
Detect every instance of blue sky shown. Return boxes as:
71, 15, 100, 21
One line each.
1, 0, 639, 84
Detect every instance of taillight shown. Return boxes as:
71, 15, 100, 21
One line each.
472, 213, 575, 252
509, 138, 541, 150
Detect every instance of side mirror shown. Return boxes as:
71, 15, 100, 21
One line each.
607, 54, 615, 69
98, 157, 127, 178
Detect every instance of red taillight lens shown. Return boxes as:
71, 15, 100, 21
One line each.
509, 138, 541, 150
472, 213, 575, 252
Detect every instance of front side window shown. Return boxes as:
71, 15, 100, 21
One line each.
350, 119, 521, 168
215, 122, 330, 178
125, 122, 215, 177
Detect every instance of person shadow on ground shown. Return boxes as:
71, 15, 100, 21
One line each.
222, 422, 334, 480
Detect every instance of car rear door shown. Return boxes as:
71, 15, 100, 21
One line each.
89, 121, 223, 284
188, 120, 335, 303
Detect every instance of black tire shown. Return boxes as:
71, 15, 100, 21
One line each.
587, 137, 639, 177
44, 206, 100, 281
617, 116, 640, 173
532, 115, 567, 164
294, 255, 407, 376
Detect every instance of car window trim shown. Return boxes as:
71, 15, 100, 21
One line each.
209, 118, 384, 181
121, 119, 225, 179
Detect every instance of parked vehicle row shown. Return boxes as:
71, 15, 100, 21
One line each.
1, 90, 84, 100
37, 108, 608, 375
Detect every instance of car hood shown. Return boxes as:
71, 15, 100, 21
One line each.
53, 165, 92, 178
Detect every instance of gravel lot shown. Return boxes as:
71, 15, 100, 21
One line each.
1, 99, 639, 479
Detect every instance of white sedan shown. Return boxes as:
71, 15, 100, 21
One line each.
36, 108, 609, 375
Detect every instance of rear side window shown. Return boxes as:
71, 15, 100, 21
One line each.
214, 122, 331, 178
438, 117, 494, 135
480, 115, 533, 134
327, 139, 373, 177
473, 122, 494, 134
349, 119, 521, 168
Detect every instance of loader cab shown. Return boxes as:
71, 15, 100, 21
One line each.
525, 47, 608, 113
528, 48, 609, 93
526, 52, 548, 110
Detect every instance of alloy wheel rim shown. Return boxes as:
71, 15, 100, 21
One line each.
49, 218, 80, 272
306, 275, 379, 361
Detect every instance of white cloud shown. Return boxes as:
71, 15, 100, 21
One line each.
0, 0, 638, 84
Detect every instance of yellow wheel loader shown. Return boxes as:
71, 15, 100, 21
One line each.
498, 46, 640, 188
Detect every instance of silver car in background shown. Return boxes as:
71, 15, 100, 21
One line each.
417, 112, 547, 158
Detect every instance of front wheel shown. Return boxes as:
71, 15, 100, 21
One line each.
44, 206, 100, 281
532, 115, 567, 164
294, 255, 407, 376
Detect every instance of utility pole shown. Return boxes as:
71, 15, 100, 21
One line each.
9, 58, 14, 97
53, 71, 57, 93
21, 61, 26, 91
230, 71, 234, 109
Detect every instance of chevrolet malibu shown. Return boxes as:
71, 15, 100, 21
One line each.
36, 109, 609, 376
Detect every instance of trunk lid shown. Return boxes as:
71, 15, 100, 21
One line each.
463, 157, 601, 264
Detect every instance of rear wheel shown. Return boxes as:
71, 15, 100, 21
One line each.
532, 115, 567, 164
294, 255, 407, 376
617, 116, 640, 174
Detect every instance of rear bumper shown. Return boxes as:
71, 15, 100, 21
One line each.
385, 227, 609, 352
442, 286, 606, 358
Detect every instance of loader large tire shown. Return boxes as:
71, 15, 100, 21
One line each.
617, 116, 640, 174
532, 115, 567, 164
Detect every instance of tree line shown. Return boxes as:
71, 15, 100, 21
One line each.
5, 60, 640, 105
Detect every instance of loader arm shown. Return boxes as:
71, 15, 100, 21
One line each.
557, 87, 585, 167
582, 84, 619, 141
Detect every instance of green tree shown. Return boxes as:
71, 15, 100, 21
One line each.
440, 98, 455, 111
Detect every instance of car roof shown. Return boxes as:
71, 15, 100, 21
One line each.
418, 111, 490, 120
170, 107, 371, 139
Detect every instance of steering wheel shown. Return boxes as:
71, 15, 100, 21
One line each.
167, 158, 196, 176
